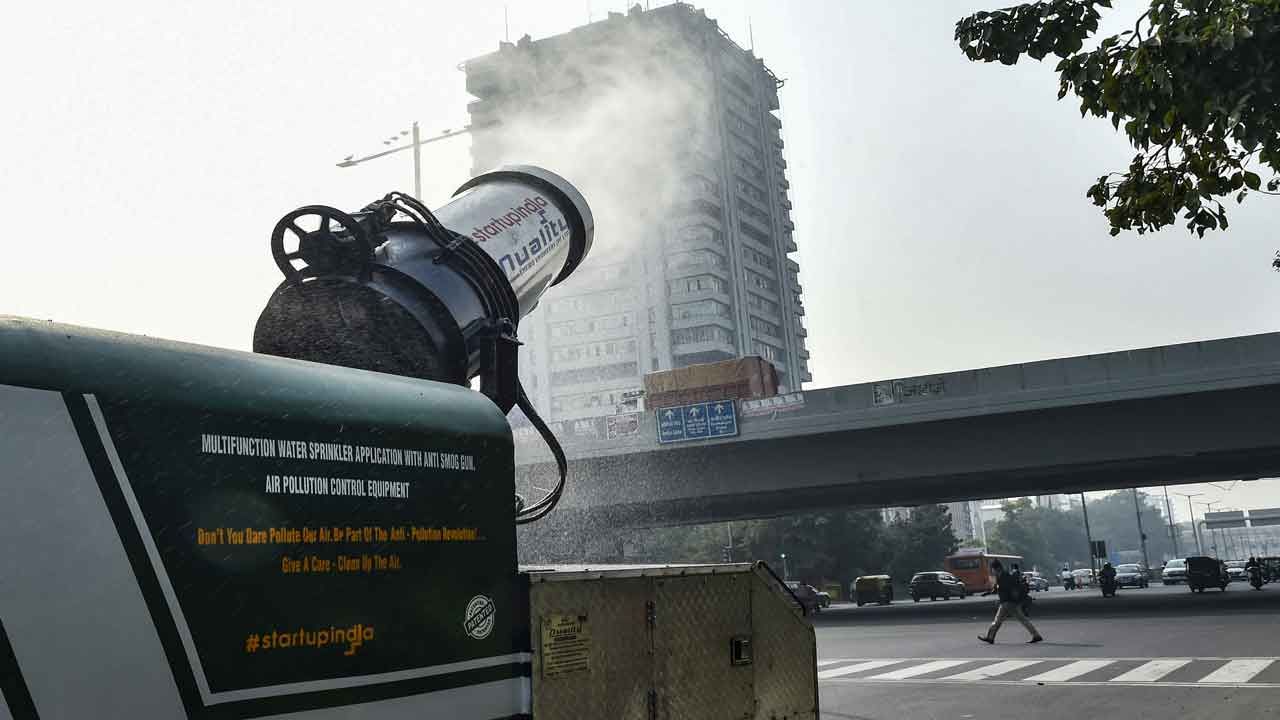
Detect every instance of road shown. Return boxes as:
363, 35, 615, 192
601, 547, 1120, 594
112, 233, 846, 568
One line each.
812, 581, 1280, 719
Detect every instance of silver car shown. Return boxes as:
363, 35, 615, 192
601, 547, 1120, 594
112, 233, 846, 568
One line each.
1162, 558, 1188, 584
1115, 563, 1148, 588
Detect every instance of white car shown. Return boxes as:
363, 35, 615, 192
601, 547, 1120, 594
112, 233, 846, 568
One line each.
1225, 560, 1248, 582
1162, 558, 1188, 584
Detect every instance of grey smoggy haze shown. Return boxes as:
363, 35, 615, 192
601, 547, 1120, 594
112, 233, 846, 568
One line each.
2, 1, 1277, 513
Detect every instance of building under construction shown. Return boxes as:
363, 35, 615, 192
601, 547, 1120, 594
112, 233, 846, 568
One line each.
462, 3, 810, 423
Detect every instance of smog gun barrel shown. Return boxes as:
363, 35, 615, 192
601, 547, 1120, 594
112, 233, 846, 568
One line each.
254, 165, 593, 523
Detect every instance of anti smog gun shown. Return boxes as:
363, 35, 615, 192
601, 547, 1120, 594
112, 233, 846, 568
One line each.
0, 166, 817, 720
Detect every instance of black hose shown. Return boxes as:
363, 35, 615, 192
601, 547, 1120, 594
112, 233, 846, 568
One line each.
514, 380, 567, 524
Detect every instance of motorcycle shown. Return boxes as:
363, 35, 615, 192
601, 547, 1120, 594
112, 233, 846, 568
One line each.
1100, 576, 1118, 598
1249, 565, 1264, 590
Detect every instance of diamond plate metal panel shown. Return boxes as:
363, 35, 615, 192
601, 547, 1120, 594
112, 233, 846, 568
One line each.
529, 575, 652, 720
751, 565, 818, 719
527, 564, 816, 720
653, 573, 754, 720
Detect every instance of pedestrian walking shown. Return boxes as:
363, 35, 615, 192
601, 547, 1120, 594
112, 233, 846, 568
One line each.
978, 559, 1043, 644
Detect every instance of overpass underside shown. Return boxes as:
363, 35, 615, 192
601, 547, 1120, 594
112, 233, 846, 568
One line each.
519, 384, 1280, 531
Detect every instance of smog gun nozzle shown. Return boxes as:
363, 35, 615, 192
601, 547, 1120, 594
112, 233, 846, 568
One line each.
254, 165, 593, 524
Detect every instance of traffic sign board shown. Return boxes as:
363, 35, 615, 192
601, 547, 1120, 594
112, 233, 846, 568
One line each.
657, 401, 739, 444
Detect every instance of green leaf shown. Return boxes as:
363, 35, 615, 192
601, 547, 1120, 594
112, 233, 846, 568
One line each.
1244, 172, 1261, 190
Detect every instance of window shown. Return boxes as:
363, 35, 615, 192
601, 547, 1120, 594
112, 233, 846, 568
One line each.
950, 558, 981, 570
738, 201, 770, 225
667, 248, 727, 272
751, 340, 783, 362
749, 316, 782, 338
735, 176, 766, 203
548, 288, 633, 316
746, 293, 780, 316
739, 221, 771, 246
742, 245, 776, 270
676, 198, 723, 223
672, 299, 731, 321
550, 362, 639, 387
745, 269, 776, 292
550, 339, 638, 363
737, 150, 762, 178
674, 223, 724, 247
551, 386, 640, 414
548, 312, 633, 338
734, 153, 765, 180
672, 325, 736, 346
669, 275, 727, 295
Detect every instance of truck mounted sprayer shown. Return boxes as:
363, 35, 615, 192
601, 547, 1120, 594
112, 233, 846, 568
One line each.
0, 165, 816, 719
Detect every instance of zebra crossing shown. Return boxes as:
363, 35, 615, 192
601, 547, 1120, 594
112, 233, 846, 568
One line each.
817, 657, 1280, 687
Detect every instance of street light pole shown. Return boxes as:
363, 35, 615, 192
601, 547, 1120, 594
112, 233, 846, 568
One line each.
1175, 492, 1204, 555
1132, 489, 1151, 570
780, 553, 789, 580
336, 123, 471, 198
1080, 493, 1096, 573
1196, 500, 1223, 557
1162, 486, 1180, 557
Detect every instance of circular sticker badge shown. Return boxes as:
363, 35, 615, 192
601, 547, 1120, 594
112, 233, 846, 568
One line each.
464, 595, 496, 640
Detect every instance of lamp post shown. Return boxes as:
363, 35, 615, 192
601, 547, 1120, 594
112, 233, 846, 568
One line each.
1196, 500, 1223, 556
1174, 491, 1204, 555
336, 122, 472, 199
1132, 489, 1151, 571
1080, 493, 1097, 573
780, 553, 789, 580
1162, 486, 1180, 557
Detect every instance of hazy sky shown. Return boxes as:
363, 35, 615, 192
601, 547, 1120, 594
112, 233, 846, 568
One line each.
3, 1, 1277, 515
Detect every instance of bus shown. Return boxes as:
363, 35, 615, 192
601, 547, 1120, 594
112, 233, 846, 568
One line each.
944, 549, 1024, 593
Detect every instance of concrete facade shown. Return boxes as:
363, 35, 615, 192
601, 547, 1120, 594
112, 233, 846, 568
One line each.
462, 3, 809, 423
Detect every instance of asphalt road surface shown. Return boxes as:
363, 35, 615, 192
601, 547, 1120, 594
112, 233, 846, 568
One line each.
812, 581, 1280, 719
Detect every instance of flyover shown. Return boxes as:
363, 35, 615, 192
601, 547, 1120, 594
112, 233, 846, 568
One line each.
516, 332, 1280, 529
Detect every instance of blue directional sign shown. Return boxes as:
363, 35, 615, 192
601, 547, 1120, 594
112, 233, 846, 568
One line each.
706, 400, 738, 437
657, 401, 739, 444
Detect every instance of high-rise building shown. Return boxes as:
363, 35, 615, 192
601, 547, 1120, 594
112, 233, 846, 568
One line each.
462, 3, 810, 422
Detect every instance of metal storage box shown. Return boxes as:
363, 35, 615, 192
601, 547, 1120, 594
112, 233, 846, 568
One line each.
526, 563, 817, 719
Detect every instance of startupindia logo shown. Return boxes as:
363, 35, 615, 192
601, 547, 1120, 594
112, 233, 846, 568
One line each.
464, 595, 496, 640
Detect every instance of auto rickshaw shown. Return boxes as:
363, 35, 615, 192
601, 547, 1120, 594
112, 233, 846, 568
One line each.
1185, 555, 1229, 592
853, 575, 894, 606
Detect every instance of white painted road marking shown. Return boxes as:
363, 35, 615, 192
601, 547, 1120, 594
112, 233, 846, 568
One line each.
1197, 659, 1275, 684
817, 657, 1280, 688
1023, 660, 1116, 683
942, 660, 1043, 681
817, 660, 902, 679
867, 660, 968, 680
1109, 660, 1191, 683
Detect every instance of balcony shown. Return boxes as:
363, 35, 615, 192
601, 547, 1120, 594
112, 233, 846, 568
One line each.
670, 314, 736, 332
767, 113, 782, 128
673, 344, 738, 366
772, 135, 784, 149
784, 236, 798, 254
667, 260, 732, 281
738, 209, 772, 235
675, 199, 725, 225
780, 197, 792, 211
781, 218, 795, 232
